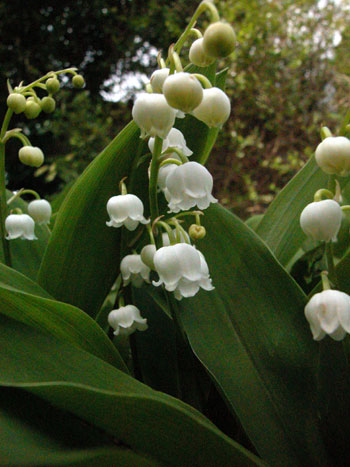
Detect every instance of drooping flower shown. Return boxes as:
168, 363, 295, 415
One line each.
163, 72, 203, 113
5, 214, 37, 240
108, 305, 148, 336
148, 128, 193, 157
106, 194, 149, 231
28, 199, 52, 225
189, 38, 215, 67
305, 290, 350, 341
132, 93, 176, 139
120, 254, 150, 287
150, 68, 170, 93
164, 161, 217, 213
191, 87, 231, 128
300, 199, 342, 242
315, 136, 350, 177
153, 243, 214, 300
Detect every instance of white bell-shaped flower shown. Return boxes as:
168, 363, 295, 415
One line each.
189, 38, 215, 67
106, 194, 149, 231
305, 290, 350, 341
108, 305, 148, 336
132, 93, 176, 139
150, 68, 170, 93
148, 128, 193, 157
300, 199, 342, 242
315, 136, 350, 177
153, 243, 214, 300
163, 72, 203, 113
120, 254, 150, 287
5, 214, 37, 240
28, 199, 52, 225
164, 161, 217, 213
191, 87, 231, 128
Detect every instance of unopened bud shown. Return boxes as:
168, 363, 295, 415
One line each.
18, 146, 44, 167
72, 74, 85, 88
192, 87, 231, 128
46, 77, 60, 94
24, 100, 41, 119
141, 244, 156, 270
163, 72, 203, 113
189, 38, 215, 67
40, 96, 56, 113
203, 22, 236, 58
150, 68, 170, 93
7, 93, 26, 114
189, 224, 206, 240
315, 136, 350, 177
300, 199, 343, 242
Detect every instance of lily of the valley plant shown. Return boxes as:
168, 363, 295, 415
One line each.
2, 2, 350, 466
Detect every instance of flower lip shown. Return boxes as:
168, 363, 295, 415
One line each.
120, 254, 150, 287
108, 305, 148, 336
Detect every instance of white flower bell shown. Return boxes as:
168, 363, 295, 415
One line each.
5, 214, 37, 240
300, 199, 342, 242
132, 93, 176, 139
189, 38, 215, 67
108, 305, 148, 336
315, 136, 350, 177
191, 87, 231, 128
150, 68, 170, 93
153, 243, 214, 300
148, 128, 193, 157
305, 290, 350, 341
120, 254, 150, 287
164, 161, 217, 213
163, 72, 203, 113
28, 199, 52, 225
106, 194, 149, 231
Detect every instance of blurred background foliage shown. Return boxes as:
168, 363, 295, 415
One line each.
1, 0, 350, 217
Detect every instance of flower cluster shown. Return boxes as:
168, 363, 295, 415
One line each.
104, 2, 236, 337
5, 199, 51, 241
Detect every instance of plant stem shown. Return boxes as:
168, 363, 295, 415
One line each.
149, 136, 163, 241
0, 143, 11, 266
326, 242, 337, 287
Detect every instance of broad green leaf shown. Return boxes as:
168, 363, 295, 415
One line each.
0, 190, 50, 280
245, 213, 263, 231
0, 314, 264, 467
174, 204, 328, 466
38, 122, 142, 316
1, 388, 158, 466
0, 263, 127, 371
255, 157, 328, 267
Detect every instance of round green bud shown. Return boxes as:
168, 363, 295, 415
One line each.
40, 96, 56, 113
141, 244, 156, 270
24, 100, 41, 119
203, 22, 236, 58
189, 224, 206, 240
18, 146, 44, 167
72, 74, 85, 88
7, 93, 26, 114
163, 72, 203, 113
46, 77, 60, 94
189, 38, 215, 67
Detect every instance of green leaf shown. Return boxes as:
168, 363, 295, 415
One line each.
174, 204, 328, 466
0, 314, 264, 467
0, 262, 127, 371
0, 191, 50, 280
1, 388, 158, 466
255, 157, 328, 267
38, 122, 142, 316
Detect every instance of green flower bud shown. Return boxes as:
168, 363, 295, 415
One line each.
40, 96, 56, 113
203, 22, 236, 58
189, 224, 206, 240
72, 74, 85, 88
7, 93, 26, 114
24, 100, 41, 119
46, 77, 60, 94
163, 72, 203, 113
141, 244, 156, 270
18, 146, 44, 167
189, 38, 215, 67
